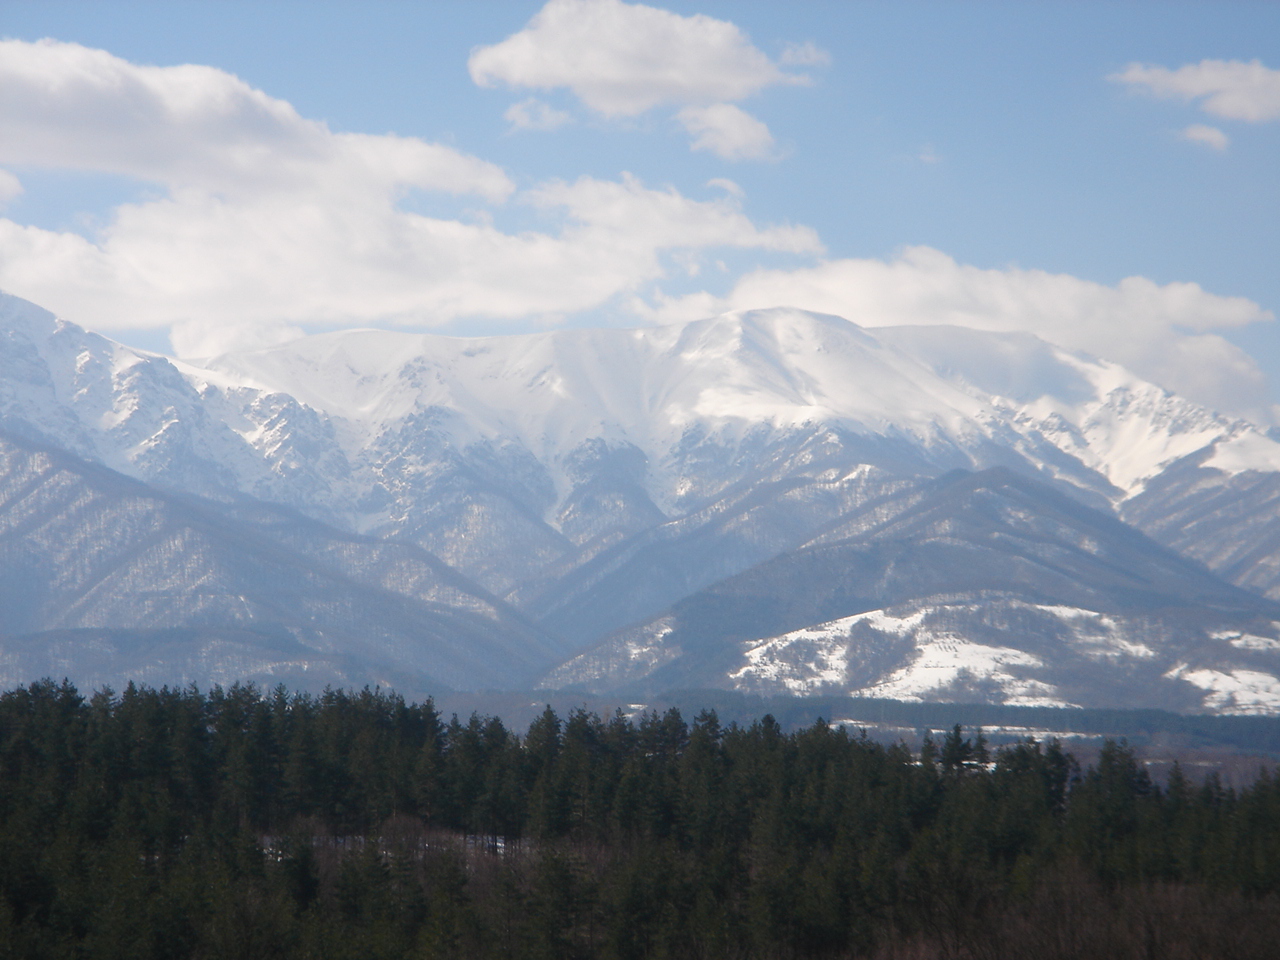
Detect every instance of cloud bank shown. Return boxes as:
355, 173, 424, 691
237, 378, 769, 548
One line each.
0, 39, 818, 355
0, 37, 1273, 423
469, 0, 817, 159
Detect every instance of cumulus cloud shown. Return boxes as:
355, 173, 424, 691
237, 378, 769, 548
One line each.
527, 172, 817, 253
469, 0, 810, 159
1181, 124, 1229, 151
0, 39, 513, 201
3, 37, 1271, 425
677, 104, 776, 161
640, 247, 1276, 422
0, 168, 818, 337
504, 97, 573, 131
469, 0, 795, 115
1113, 59, 1280, 123
0, 39, 819, 352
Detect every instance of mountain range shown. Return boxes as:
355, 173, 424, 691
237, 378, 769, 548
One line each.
4, 289, 1280, 713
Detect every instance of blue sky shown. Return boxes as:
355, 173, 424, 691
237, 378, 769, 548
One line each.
1, 1, 1278, 421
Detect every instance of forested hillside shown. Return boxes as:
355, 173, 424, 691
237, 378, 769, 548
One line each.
3, 680, 1280, 958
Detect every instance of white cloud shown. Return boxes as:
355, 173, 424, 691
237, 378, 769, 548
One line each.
1181, 124, 1229, 151
0, 169, 21, 207
1113, 59, 1280, 123
504, 97, 573, 131
641, 247, 1276, 423
169, 319, 304, 359
0, 39, 820, 352
526, 172, 820, 256
677, 103, 776, 161
780, 41, 830, 68
469, 0, 808, 159
4, 37, 1271, 425
0, 173, 816, 348
706, 177, 743, 198
469, 0, 799, 116
0, 39, 513, 201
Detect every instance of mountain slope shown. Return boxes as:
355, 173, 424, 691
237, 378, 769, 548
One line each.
9, 290, 1280, 709
543, 468, 1280, 713
0, 430, 560, 695
14, 289, 1278, 597
514, 465, 916, 648
1121, 448, 1280, 601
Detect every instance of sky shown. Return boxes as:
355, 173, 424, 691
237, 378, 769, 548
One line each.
1, 0, 1278, 422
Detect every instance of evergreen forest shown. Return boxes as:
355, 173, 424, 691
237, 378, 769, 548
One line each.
3, 679, 1280, 959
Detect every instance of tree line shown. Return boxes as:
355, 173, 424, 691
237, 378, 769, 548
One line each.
2, 678, 1280, 959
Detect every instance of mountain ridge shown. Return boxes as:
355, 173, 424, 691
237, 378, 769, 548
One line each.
0, 426, 561, 696
544, 467, 1280, 713
6, 289, 1280, 711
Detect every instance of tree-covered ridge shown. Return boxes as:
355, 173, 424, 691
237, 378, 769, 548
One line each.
2, 680, 1280, 959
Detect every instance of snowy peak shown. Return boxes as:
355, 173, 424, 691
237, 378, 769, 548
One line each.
11, 289, 1280, 510
202, 308, 989, 444
661, 309, 985, 438
877, 323, 1276, 494
9, 290, 1280, 524
197, 306, 1280, 503
1, 292, 193, 469
9, 289, 1280, 590
0, 292, 353, 511
9, 289, 1280, 709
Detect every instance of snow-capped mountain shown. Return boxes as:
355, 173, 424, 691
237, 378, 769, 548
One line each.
194, 304, 1269, 516
6, 289, 1280, 711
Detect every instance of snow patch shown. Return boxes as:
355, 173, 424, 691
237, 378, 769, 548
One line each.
1033, 604, 1156, 658
730, 607, 1074, 705
858, 635, 1063, 706
731, 632, 847, 693
730, 609, 926, 694
627, 622, 674, 662
1204, 431, 1280, 476
1212, 629, 1280, 651
1165, 663, 1280, 714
